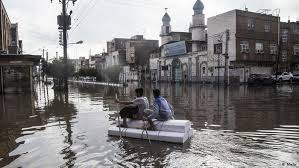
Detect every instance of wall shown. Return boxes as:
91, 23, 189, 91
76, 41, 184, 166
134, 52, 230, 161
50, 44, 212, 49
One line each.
207, 10, 237, 79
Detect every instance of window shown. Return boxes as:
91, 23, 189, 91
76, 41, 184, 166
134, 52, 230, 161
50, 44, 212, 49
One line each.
166, 26, 170, 34
240, 41, 249, 53
281, 29, 288, 43
270, 44, 278, 54
255, 42, 264, 53
248, 19, 255, 30
281, 50, 288, 62
202, 67, 206, 75
264, 22, 271, 32
295, 25, 299, 34
294, 44, 299, 55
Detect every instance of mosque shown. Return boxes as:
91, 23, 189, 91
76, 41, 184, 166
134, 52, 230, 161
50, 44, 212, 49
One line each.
150, 0, 209, 83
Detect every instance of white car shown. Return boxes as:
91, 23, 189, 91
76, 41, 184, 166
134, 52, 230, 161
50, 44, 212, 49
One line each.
272, 72, 294, 82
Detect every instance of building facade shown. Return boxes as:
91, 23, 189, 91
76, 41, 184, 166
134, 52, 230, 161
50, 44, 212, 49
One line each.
150, 0, 208, 83
279, 21, 299, 71
0, 0, 11, 54
0, 1, 22, 55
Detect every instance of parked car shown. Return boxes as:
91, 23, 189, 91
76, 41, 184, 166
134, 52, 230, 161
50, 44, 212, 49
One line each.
248, 74, 276, 85
271, 72, 294, 83
293, 73, 299, 82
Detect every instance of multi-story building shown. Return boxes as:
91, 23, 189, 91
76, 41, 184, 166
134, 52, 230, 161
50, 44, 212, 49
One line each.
0, 0, 11, 54
8, 23, 20, 54
207, 9, 280, 83
279, 21, 299, 71
79, 57, 89, 69
105, 35, 158, 82
126, 35, 158, 68
106, 38, 131, 68
0, 1, 21, 55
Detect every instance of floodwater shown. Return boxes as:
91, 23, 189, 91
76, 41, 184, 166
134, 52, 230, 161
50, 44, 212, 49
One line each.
0, 82, 299, 168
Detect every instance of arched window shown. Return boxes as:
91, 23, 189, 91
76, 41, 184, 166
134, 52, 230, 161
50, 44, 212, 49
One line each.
202, 67, 206, 75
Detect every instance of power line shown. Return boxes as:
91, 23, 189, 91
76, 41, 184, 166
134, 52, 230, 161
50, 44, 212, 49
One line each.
69, 0, 99, 35
71, 0, 96, 26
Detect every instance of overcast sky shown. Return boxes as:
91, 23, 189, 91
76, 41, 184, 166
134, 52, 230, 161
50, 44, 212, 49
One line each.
2, 0, 299, 59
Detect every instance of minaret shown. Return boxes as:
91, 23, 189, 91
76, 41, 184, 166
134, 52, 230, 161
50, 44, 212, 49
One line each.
190, 0, 206, 52
160, 8, 172, 46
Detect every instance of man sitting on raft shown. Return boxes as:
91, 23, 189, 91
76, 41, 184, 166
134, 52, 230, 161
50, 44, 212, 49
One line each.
115, 88, 149, 128
145, 89, 174, 130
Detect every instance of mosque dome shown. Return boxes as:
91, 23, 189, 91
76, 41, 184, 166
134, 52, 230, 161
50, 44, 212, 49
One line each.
193, 0, 204, 15
162, 12, 171, 22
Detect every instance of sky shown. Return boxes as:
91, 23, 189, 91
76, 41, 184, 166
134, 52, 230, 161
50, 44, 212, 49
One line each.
2, 0, 299, 60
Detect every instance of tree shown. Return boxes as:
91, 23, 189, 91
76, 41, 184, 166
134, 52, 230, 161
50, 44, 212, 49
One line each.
46, 58, 75, 90
78, 68, 97, 77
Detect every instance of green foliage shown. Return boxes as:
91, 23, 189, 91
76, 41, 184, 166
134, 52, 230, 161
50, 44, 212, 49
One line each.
78, 68, 97, 77
46, 58, 75, 79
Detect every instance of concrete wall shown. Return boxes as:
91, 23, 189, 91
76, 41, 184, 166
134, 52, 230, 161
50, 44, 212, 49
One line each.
207, 10, 237, 65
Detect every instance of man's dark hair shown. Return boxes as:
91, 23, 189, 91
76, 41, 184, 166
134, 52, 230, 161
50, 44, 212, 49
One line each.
135, 88, 144, 97
153, 89, 161, 98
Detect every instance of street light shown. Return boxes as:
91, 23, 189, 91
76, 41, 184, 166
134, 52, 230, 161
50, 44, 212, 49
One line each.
68, 40, 83, 45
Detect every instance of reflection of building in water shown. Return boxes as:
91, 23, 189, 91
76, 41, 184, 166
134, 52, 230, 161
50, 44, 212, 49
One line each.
155, 83, 239, 130
0, 93, 42, 166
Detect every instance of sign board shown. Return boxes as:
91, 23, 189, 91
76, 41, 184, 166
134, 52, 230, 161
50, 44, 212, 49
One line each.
164, 41, 187, 57
214, 43, 222, 54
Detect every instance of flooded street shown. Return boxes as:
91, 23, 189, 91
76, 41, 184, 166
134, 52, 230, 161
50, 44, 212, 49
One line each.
0, 82, 299, 168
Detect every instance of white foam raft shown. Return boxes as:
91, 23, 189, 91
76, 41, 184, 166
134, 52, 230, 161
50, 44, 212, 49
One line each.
108, 120, 194, 144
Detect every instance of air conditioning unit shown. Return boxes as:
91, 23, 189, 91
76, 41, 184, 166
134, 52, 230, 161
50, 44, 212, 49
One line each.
241, 49, 250, 53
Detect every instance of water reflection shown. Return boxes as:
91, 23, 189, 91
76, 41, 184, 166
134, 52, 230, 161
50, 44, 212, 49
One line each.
0, 82, 298, 167
0, 83, 78, 167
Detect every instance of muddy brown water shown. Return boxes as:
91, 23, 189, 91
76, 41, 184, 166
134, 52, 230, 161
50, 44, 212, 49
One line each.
0, 82, 298, 167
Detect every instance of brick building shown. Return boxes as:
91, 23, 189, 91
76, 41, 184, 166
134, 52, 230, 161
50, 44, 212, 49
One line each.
208, 9, 280, 83
279, 21, 299, 71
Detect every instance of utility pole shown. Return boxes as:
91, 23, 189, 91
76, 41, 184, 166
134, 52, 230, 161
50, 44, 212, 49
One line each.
42, 48, 45, 81
62, 0, 68, 91
218, 53, 220, 86
274, 10, 281, 80
224, 29, 229, 87
52, 0, 76, 91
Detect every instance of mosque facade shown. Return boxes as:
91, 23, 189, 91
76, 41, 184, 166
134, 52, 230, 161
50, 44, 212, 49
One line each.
150, 0, 210, 83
